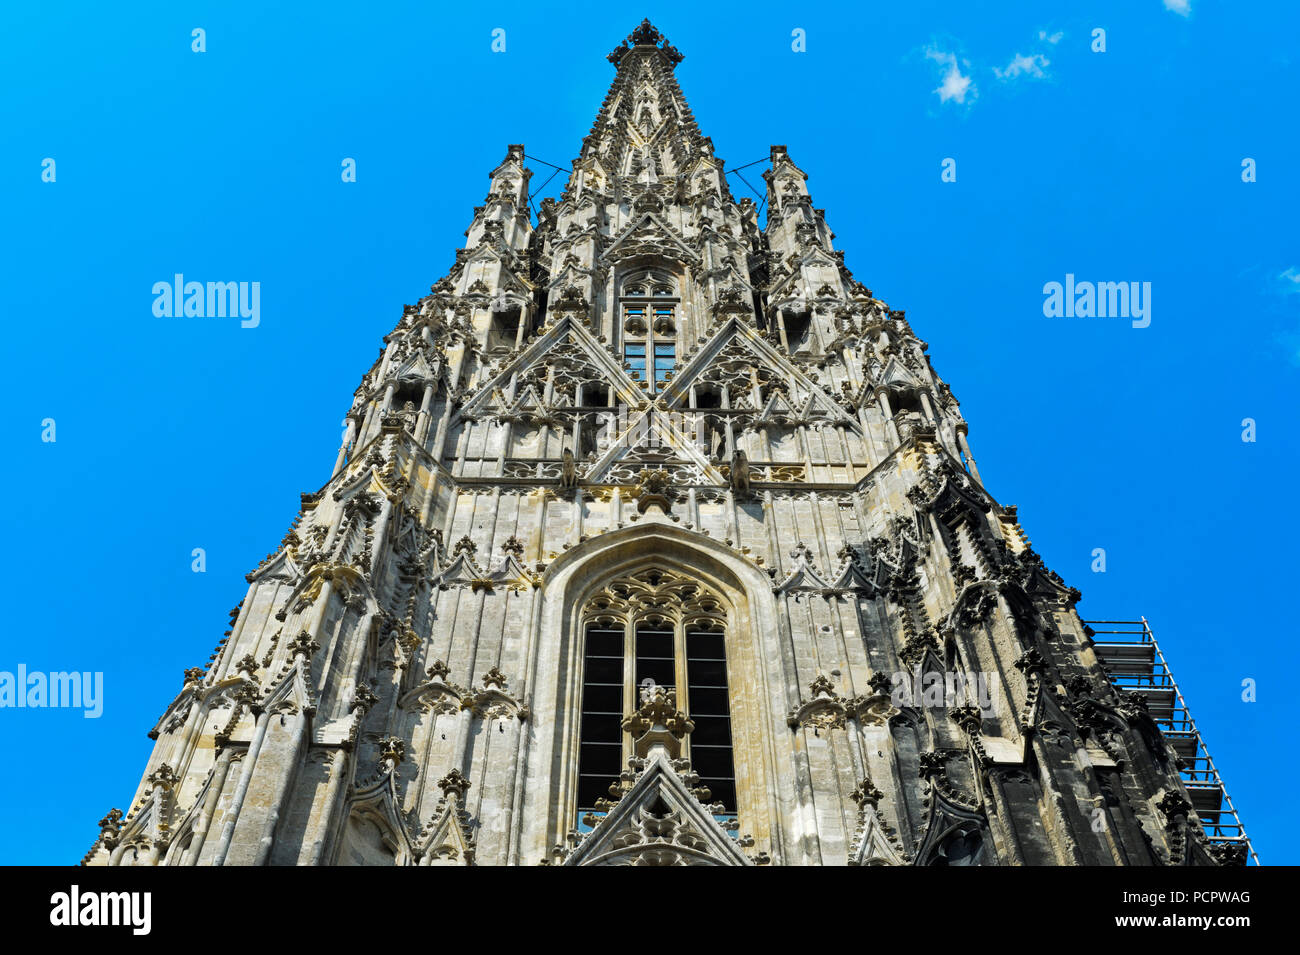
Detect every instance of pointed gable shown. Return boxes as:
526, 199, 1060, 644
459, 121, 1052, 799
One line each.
564, 753, 751, 866
662, 322, 859, 431
879, 356, 923, 393
603, 211, 699, 266
454, 317, 647, 425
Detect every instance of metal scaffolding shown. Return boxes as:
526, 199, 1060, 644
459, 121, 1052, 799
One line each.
1085, 618, 1258, 865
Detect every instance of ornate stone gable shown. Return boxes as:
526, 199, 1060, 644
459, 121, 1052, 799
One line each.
560, 754, 752, 867
603, 211, 699, 266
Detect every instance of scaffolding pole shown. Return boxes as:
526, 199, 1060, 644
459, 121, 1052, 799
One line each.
1085, 617, 1258, 865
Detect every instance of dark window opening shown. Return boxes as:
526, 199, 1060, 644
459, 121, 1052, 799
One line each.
699, 419, 725, 461
488, 308, 521, 351
687, 626, 736, 812
636, 624, 676, 693
694, 387, 722, 410
393, 382, 424, 410
783, 311, 812, 353
577, 625, 625, 811
694, 389, 724, 458
577, 422, 598, 458
891, 389, 924, 415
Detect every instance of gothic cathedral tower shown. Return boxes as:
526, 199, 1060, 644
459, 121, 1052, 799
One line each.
85, 21, 1232, 867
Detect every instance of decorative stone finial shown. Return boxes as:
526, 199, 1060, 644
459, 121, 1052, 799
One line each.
438, 769, 471, 800
377, 736, 406, 771
607, 19, 683, 69
851, 778, 884, 807
808, 674, 838, 699
622, 685, 694, 759
288, 630, 320, 661
97, 809, 124, 849
147, 763, 179, 792
349, 683, 378, 714
426, 660, 451, 681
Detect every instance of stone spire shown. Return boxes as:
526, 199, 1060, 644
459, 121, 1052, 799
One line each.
82, 23, 1241, 870
581, 19, 713, 183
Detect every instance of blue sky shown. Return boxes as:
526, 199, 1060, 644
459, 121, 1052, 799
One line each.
1, 1, 1295, 864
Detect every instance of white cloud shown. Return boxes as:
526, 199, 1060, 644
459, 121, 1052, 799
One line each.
926, 48, 975, 104
1274, 268, 1300, 364
995, 53, 1050, 81
1281, 330, 1300, 366
1038, 30, 1064, 44
1164, 0, 1192, 15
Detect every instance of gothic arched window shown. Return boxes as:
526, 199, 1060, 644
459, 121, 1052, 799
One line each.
575, 567, 736, 826
619, 271, 677, 394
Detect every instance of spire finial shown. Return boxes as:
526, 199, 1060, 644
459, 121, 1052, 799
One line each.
607, 19, 683, 69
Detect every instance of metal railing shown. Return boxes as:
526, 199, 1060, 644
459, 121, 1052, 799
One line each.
1085, 618, 1257, 865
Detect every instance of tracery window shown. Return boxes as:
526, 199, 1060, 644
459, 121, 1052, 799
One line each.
619, 271, 677, 393
575, 567, 737, 826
